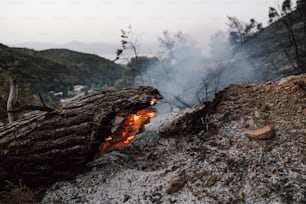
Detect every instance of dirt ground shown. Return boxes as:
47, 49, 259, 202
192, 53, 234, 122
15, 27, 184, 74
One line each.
28, 74, 306, 203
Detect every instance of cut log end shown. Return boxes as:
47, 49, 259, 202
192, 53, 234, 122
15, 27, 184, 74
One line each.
245, 124, 274, 140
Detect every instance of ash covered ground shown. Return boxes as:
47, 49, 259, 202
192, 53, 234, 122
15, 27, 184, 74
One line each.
43, 74, 306, 204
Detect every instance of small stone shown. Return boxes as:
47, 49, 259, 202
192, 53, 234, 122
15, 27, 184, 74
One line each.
246, 124, 274, 140
293, 147, 300, 157
283, 156, 289, 163
123, 194, 131, 202
151, 192, 162, 203
206, 175, 219, 187
192, 191, 202, 199
290, 129, 297, 134
254, 111, 260, 118
166, 176, 186, 194
209, 192, 218, 199
238, 192, 244, 201
245, 119, 255, 128
297, 106, 303, 113
169, 198, 177, 203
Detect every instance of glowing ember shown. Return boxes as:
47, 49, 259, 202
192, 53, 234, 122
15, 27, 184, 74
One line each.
100, 108, 157, 154
150, 98, 158, 106
105, 136, 112, 141
133, 115, 140, 120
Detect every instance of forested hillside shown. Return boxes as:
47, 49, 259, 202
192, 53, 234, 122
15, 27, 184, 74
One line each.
0, 44, 124, 122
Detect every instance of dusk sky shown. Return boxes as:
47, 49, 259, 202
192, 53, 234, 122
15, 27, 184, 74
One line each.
0, 0, 289, 55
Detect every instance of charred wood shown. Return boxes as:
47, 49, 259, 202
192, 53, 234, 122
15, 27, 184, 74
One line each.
160, 88, 227, 137
0, 86, 162, 187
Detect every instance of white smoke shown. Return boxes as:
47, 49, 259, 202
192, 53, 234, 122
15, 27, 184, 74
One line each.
139, 31, 259, 113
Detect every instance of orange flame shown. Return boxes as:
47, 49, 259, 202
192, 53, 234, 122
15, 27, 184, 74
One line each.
150, 98, 158, 106
100, 107, 157, 154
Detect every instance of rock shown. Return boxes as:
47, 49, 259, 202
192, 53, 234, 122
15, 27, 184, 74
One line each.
283, 156, 289, 164
123, 194, 130, 202
169, 198, 177, 203
245, 124, 274, 140
209, 192, 218, 199
245, 119, 255, 129
292, 147, 300, 157
206, 175, 219, 187
151, 192, 162, 203
166, 176, 186, 194
254, 111, 260, 119
238, 192, 244, 201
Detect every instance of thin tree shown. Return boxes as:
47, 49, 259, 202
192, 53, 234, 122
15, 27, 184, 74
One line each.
296, 0, 306, 38
114, 25, 145, 84
227, 16, 245, 43
268, 0, 303, 72
0, 61, 19, 123
1, 62, 54, 123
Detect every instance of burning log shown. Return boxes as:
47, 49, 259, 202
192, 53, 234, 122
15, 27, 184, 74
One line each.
0, 86, 162, 187
101, 107, 157, 154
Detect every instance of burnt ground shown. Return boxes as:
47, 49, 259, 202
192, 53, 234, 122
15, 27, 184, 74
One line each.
42, 74, 306, 204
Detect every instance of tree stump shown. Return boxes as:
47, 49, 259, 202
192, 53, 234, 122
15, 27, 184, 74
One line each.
0, 86, 162, 187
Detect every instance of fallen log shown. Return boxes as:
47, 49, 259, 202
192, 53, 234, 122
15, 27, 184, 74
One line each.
0, 86, 162, 187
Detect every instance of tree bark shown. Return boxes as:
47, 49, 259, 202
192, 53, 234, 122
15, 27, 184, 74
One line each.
0, 86, 162, 187
7, 77, 18, 123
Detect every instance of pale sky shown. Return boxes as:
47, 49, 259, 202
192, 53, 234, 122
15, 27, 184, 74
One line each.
0, 0, 283, 54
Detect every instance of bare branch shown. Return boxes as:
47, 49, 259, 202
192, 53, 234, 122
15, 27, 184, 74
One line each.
173, 96, 192, 108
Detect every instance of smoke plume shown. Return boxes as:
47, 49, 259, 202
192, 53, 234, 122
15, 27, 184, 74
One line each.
138, 31, 260, 113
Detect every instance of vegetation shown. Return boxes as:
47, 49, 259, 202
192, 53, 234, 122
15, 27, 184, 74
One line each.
227, 16, 263, 43
1, 0, 305, 122
268, 0, 306, 72
114, 25, 147, 86
114, 56, 159, 88
0, 45, 124, 122
0, 181, 42, 204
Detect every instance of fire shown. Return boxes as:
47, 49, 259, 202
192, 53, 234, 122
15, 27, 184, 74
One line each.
100, 107, 157, 154
105, 136, 112, 141
150, 98, 158, 106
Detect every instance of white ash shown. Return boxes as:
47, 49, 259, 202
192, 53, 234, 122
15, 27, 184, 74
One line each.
42, 75, 306, 204
42, 114, 305, 204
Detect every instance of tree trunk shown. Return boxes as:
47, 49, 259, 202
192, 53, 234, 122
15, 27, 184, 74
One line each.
0, 86, 162, 187
7, 77, 18, 123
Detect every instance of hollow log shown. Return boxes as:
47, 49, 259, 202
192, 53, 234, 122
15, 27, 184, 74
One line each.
0, 86, 162, 187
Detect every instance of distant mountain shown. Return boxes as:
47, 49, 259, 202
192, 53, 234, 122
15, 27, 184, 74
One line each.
9, 41, 119, 60
10, 41, 158, 60
0, 44, 124, 122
